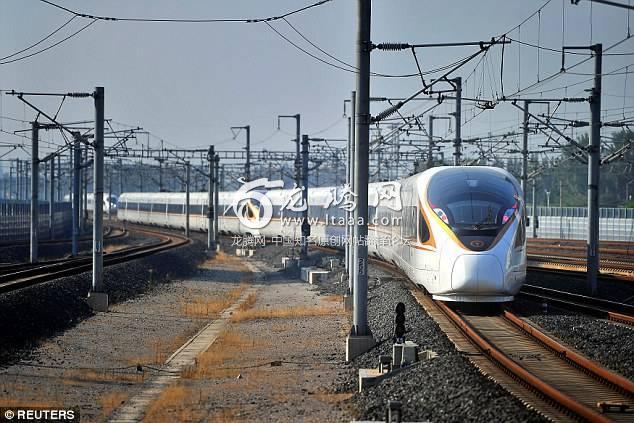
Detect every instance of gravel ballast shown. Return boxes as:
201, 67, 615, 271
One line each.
515, 299, 634, 380
0, 237, 205, 364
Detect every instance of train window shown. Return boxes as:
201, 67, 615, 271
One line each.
514, 216, 525, 248
427, 168, 518, 233
418, 210, 430, 243
168, 204, 183, 214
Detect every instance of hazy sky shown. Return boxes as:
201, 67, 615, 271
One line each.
1, 0, 632, 161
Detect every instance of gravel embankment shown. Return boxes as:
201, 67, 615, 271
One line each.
514, 299, 634, 380
287, 248, 547, 422
0, 238, 206, 364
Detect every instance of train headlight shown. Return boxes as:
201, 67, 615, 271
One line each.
502, 208, 514, 224
433, 207, 449, 224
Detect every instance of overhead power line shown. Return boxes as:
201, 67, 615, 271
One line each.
0, 19, 97, 65
0, 16, 77, 61
38, 0, 334, 23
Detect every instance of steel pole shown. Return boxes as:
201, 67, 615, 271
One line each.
352, 0, 371, 337
587, 44, 602, 296
295, 115, 301, 190
427, 116, 434, 169
207, 146, 214, 250
49, 157, 55, 239
301, 135, 310, 261
349, 90, 357, 295
345, 116, 351, 273
108, 169, 112, 221
72, 139, 80, 256
118, 159, 123, 196
245, 125, 251, 181
521, 101, 529, 194
214, 154, 220, 250
30, 122, 39, 263
82, 145, 87, 230
185, 162, 190, 238
532, 181, 538, 238
92, 86, 105, 294
453, 77, 462, 166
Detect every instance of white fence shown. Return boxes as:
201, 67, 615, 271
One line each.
527, 207, 634, 241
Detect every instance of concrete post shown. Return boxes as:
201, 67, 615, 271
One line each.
207, 146, 214, 251
49, 156, 55, 239
587, 44, 602, 296
30, 122, 39, 263
185, 162, 190, 238
452, 77, 462, 166
88, 86, 108, 312
301, 135, 310, 261
347, 0, 375, 361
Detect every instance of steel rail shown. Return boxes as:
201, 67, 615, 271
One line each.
0, 228, 189, 294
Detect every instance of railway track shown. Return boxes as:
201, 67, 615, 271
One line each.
0, 225, 127, 249
433, 301, 634, 422
0, 227, 189, 295
315, 245, 634, 421
527, 254, 634, 280
518, 284, 634, 326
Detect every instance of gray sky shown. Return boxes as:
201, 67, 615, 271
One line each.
1, 0, 632, 160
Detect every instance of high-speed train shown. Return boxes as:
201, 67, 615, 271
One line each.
63, 193, 118, 214
118, 166, 526, 302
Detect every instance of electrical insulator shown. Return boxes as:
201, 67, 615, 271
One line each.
376, 43, 409, 51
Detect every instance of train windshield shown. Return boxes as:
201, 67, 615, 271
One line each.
427, 169, 520, 250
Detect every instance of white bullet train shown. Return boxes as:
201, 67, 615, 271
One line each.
63, 193, 118, 214
118, 166, 526, 302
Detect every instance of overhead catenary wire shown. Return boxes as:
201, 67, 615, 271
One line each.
0, 19, 97, 65
38, 0, 334, 24
0, 15, 77, 61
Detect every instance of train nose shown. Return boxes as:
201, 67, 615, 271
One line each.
451, 254, 504, 294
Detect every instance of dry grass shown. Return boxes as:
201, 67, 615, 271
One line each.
100, 392, 128, 417
181, 285, 246, 318
142, 384, 203, 423
237, 292, 257, 312
230, 304, 342, 322
322, 294, 342, 302
183, 328, 258, 380
62, 369, 144, 384
126, 334, 188, 366
200, 250, 248, 271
